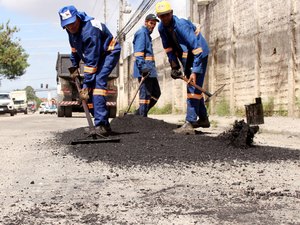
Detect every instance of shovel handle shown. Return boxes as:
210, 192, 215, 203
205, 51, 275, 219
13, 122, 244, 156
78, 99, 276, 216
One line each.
180, 76, 212, 97
125, 75, 148, 114
74, 75, 95, 131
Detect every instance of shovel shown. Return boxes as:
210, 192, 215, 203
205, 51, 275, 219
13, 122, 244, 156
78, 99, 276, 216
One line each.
179, 75, 226, 103
120, 73, 149, 117
68, 67, 120, 145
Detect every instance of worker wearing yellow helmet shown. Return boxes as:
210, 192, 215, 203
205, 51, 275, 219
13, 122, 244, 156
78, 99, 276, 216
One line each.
155, 1, 210, 134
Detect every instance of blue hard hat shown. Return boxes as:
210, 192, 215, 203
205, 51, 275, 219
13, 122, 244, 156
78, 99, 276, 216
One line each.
58, 5, 78, 28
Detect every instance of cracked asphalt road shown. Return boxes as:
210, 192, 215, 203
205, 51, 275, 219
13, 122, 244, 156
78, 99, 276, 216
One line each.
0, 113, 299, 224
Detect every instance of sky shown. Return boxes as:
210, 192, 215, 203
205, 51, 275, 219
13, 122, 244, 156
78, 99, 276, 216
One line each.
0, 0, 186, 98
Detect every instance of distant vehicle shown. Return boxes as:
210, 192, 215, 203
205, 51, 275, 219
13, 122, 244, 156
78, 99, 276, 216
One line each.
44, 105, 57, 114
27, 101, 37, 113
10, 90, 28, 114
38, 102, 47, 114
39, 102, 57, 114
0, 93, 17, 116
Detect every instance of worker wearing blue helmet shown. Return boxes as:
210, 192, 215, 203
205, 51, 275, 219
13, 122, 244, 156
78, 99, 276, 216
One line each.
58, 5, 121, 135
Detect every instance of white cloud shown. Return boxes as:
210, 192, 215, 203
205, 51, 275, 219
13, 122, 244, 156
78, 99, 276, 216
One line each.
0, 0, 105, 23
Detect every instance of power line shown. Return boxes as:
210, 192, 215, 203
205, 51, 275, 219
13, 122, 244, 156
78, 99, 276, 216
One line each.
117, 0, 157, 40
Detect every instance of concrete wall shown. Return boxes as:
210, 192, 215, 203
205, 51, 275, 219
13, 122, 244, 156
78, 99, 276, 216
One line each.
198, 0, 300, 116
117, 0, 300, 117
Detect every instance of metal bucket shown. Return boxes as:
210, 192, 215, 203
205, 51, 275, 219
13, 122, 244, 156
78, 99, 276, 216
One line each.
245, 97, 264, 125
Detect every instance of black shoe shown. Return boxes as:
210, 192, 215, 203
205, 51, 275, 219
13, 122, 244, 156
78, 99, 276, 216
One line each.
197, 117, 210, 128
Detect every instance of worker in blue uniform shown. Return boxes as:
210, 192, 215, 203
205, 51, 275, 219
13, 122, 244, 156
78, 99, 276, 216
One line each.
133, 14, 161, 117
58, 5, 121, 135
155, 1, 210, 134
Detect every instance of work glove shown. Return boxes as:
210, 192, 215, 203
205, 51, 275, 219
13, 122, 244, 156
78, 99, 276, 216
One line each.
68, 66, 80, 80
79, 88, 89, 101
141, 68, 150, 77
170, 69, 183, 80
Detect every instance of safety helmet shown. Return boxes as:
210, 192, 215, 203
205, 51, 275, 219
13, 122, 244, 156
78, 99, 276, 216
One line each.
155, 1, 173, 16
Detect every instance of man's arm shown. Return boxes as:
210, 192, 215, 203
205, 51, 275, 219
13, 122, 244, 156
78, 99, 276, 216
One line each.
179, 20, 204, 74
82, 28, 101, 84
133, 30, 148, 75
158, 25, 180, 70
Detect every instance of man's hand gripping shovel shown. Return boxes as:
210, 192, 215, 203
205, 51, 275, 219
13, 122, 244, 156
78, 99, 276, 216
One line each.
68, 67, 120, 145
171, 69, 225, 103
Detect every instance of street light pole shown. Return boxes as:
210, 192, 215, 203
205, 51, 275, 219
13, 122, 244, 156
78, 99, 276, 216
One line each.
117, 0, 132, 113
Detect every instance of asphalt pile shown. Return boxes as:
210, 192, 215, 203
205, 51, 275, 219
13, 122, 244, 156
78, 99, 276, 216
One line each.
218, 120, 259, 148
56, 115, 300, 166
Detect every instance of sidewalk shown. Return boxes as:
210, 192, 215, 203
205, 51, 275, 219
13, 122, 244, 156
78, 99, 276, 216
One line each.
149, 114, 300, 136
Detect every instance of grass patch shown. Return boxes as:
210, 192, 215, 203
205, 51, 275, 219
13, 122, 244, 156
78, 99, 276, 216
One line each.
263, 97, 274, 116
210, 120, 218, 128
148, 103, 172, 115
215, 98, 230, 116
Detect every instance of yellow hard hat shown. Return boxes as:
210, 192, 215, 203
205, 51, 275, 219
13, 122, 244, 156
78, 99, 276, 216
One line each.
155, 1, 173, 16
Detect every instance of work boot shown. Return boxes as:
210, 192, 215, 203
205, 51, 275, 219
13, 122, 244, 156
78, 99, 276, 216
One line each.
95, 124, 112, 136
173, 121, 195, 135
197, 117, 210, 128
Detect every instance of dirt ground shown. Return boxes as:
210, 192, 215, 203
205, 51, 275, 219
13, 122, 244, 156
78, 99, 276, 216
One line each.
0, 114, 299, 224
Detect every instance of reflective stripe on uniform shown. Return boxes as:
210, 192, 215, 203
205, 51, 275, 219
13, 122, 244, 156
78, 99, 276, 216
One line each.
145, 56, 155, 61
164, 47, 172, 53
187, 93, 203, 100
107, 38, 116, 51
84, 66, 97, 74
182, 52, 188, 58
192, 48, 203, 55
139, 99, 150, 104
93, 88, 107, 96
134, 52, 145, 57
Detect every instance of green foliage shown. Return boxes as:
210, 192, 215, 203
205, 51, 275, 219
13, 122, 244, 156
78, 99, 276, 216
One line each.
0, 21, 29, 80
215, 98, 230, 116
24, 86, 40, 103
210, 120, 218, 128
296, 97, 300, 109
263, 97, 274, 116
276, 106, 288, 117
235, 107, 245, 117
148, 103, 172, 115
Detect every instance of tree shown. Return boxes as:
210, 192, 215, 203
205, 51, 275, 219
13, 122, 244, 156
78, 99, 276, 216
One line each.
24, 86, 37, 101
0, 21, 29, 80
24, 86, 41, 105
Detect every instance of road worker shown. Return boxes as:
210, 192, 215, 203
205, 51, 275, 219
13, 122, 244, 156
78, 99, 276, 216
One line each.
155, 1, 210, 134
58, 5, 121, 135
133, 14, 161, 117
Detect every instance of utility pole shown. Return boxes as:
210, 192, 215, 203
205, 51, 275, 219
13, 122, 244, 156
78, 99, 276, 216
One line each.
104, 0, 107, 23
117, 0, 132, 113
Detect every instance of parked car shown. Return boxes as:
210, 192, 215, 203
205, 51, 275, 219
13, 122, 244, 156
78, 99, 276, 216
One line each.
38, 102, 47, 114
44, 105, 57, 114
